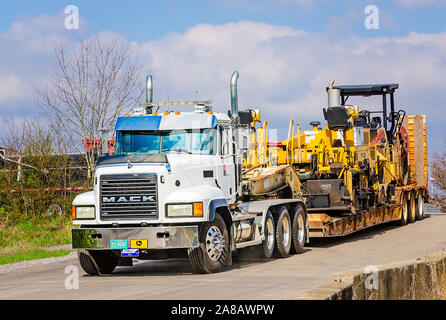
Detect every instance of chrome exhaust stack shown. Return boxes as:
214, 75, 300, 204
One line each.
145, 75, 153, 114
230, 71, 239, 123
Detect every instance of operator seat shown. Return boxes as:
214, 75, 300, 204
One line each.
323, 106, 351, 131
371, 116, 381, 129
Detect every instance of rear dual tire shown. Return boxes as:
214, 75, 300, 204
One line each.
408, 191, 417, 223
401, 191, 425, 226
257, 205, 306, 259
256, 210, 276, 259
273, 206, 292, 258
416, 192, 425, 220
290, 205, 307, 254
400, 192, 409, 226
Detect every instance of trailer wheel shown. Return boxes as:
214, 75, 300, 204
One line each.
188, 214, 230, 274
273, 206, 292, 258
78, 250, 119, 275
408, 191, 416, 223
416, 192, 425, 220
255, 210, 275, 259
290, 205, 307, 254
400, 192, 409, 226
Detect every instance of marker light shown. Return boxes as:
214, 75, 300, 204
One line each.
193, 202, 203, 217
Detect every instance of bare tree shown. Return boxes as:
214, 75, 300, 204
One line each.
0, 119, 26, 156
431, 147, 446, 211
35, 36, 144, 178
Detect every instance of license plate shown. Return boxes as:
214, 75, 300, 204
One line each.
121, 248, 139, 257
110, 239, 128, 249
130, 239, 148, 249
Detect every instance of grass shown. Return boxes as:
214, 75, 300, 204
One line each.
0, 249, 72, 265
0, 214, 73, 265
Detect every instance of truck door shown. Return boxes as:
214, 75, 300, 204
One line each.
217, 125, 236, 202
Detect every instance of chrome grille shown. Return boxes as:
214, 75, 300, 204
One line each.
100, 174, 158, 219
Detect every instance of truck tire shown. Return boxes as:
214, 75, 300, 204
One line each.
416, 192, 425, 220
78, 250, 119, 275
400, 192, 409, 226
290, 205, 306, 254
254, 210, 275, 259
188, 214, 230, 274
273, 206, 292, 258
408, 191, 416, 223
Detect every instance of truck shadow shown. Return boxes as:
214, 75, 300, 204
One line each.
307, 213, 432, 249
92, 249, 311, 277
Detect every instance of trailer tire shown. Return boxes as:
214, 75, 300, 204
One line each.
255, 210, 275, 259
400, 192, 409, 226
188, 214, 230, 274
408, 191, 416, 223
416, 192, 425, 220
78, 250, 119, 275
273, 206, 292, 258
290, 205, 306, 254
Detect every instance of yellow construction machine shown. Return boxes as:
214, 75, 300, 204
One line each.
240, 81, 428, 237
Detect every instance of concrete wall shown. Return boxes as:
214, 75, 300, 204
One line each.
297, 249, 446, 300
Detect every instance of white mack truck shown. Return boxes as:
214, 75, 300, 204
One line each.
71, 71, 308, 274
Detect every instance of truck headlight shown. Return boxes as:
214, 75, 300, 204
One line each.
167, 203, 203, 217
72, 206, 95, 220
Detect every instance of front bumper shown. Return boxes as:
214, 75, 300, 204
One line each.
72, 226, 199, 249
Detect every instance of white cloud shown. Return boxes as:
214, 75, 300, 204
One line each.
138, 21, 446, 117
0, 74, 23, 104
394, 0, 446, 7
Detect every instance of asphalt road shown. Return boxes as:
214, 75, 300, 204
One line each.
1, 213, 446, 300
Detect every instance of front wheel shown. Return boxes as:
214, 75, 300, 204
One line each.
78, 250, 119, 275
188, 214, 231, 274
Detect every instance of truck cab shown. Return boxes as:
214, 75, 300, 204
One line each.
86, 106, 235, 223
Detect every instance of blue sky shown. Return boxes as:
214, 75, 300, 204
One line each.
2, 1, 446, 41
0, 0, 445, 156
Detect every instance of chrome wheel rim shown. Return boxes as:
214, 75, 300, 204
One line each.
297, 215, 305, 243
282, 216, 290, 247
418, 194, 424, 218
402, 196, 408, 221
410, 193, 416, 220
205, 226, 224, 261
266, 217, 274, 250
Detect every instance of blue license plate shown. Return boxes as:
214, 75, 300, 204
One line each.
121, 248, 139, 257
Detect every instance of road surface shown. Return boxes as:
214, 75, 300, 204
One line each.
1, 213, 446, 300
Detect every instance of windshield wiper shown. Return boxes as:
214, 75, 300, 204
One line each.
162, 148, 193, 154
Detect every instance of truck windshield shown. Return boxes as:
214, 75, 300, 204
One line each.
115, 128, 216, 155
